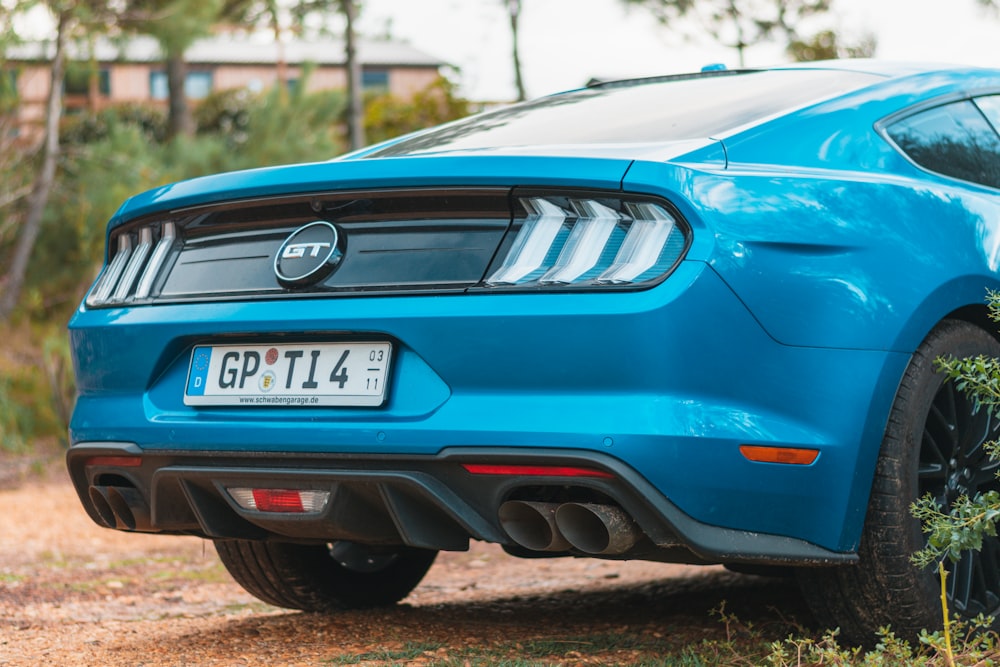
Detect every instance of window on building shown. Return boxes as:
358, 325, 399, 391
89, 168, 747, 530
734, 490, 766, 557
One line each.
362, 68, 389, 92
150, 71, 168, 100
150, 70, 214, 101
185, 71, 213, 100
64, 66, 110, 96
886, 100, 1000, 189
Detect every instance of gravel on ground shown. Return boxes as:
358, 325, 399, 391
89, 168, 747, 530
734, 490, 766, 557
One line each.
0, 462, 810, 666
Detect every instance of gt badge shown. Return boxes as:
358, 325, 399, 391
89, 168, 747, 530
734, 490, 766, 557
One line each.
274, 221, 345, 288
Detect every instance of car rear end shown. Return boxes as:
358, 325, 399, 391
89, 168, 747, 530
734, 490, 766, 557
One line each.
68, 144, 898, 570
68, 66, 915, 592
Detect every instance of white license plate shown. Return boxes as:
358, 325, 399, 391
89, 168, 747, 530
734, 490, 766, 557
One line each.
184, 342, 391, 407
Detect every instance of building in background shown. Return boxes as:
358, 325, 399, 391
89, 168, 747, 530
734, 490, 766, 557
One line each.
4, 34, 445, 136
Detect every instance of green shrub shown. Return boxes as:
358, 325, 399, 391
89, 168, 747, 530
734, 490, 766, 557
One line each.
3, 77, 466, 449
365, 76, 473, 145
229, 86, 346, 167
0, 376, 33, 453
0, 324, 72, 452
61, 103, 168, 145
195, 87, 255, 141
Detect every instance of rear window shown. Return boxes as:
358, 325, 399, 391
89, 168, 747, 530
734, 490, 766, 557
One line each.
976, 95, 1000, 132
365, 69, 881, 158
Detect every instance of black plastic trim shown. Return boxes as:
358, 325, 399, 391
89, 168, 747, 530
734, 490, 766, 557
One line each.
68, 443, 856, 566
85, 186, 697, 308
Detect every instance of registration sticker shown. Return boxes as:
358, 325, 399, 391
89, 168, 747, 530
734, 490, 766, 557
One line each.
184, 342, 391, 407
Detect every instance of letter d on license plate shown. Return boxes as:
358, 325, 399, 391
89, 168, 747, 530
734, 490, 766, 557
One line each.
184, 342, 391, 407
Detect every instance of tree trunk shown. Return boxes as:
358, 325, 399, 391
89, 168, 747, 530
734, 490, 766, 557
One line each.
506, 0, 526, 101
342, 0, 365, 151
0, 11, 68, 321
166, 49, 193, 138
267, 0, 288, 101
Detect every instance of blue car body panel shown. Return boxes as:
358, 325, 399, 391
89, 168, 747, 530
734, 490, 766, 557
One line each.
67, 62, 1000, 564
69, 260, 907, 552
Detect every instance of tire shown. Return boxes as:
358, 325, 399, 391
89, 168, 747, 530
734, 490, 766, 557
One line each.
797, 319, 1000, 645
214, 539, 437, 612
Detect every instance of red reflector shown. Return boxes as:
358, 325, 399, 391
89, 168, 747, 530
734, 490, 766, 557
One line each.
461, 464, 614, 479
740, 445, 819, 465
251, 489, 305, 513
84, 456, 142, 468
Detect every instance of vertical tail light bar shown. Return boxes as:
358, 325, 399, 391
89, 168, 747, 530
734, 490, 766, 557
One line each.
88, 234, 134, 305
486, 193, 688, 289
597, 202, 677, 284
539, 200, 620, 284
134, 222, 177, 299
87, 222, 179, 307
110, 226, 153, 302
485, 198, 567, 285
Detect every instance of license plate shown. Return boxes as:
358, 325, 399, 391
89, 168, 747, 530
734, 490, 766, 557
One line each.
184, 342, 391, 407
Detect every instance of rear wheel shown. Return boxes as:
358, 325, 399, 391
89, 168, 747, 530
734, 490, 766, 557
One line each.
797, 320, 1000, 644
214, 539, 437, 612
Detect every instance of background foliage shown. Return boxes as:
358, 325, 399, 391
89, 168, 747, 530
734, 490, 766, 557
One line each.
0, 74, 469, 448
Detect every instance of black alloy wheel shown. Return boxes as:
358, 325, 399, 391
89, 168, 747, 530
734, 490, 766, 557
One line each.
797, 320, 1000, 645
918, 375, 1000, 616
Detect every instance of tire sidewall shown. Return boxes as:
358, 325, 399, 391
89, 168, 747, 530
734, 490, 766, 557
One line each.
866, 320, 1000, 626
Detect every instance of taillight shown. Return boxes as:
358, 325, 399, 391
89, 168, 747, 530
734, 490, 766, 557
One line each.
486, 194, 688, 289
86, 221, 178, 307
84, 456, 142, 468
226, 487, 331, 514
461, 463, 614, 478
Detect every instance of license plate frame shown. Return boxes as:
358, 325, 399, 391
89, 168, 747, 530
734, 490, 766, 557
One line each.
183, 341, 392, 407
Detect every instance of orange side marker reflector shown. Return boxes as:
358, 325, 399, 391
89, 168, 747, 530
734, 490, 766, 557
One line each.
739, 445, 819, 465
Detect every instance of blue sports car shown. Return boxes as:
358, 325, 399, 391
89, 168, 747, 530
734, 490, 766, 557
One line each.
67, 60, 1000, 642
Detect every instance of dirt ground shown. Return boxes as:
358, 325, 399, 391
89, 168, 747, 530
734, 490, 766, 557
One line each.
0, 461, 813, 666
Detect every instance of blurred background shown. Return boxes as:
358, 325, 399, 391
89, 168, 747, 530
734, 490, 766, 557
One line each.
0, 0, 997, 462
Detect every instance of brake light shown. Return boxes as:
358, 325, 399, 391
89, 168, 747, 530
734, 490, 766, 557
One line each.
87, 221, 179, 307
84, 456, 143, 468
486, 194, 687, 288
227, 488, 331, 513
462, 463, 614, 479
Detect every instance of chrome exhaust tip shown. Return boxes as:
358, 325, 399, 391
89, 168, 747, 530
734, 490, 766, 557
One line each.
555, 502, 641, 555
498, 500, 571, 552
88, 485, 117, 528
106, 486, 151, 531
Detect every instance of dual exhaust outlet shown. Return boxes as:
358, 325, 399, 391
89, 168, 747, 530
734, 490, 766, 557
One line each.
88, 485, 152, 531
87, 483, 642, 555
499, 500, 642, 555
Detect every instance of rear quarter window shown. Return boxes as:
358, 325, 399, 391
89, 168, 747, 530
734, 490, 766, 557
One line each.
886, 99, 1000, 189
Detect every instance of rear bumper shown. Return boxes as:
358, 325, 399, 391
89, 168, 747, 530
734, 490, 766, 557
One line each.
67, 442, 856, 566
68, 261, 909, 555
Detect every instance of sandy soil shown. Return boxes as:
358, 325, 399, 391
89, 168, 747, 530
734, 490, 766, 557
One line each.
0, 464, 811, 666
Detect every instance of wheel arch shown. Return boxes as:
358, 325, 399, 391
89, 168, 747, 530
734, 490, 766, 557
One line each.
887, 275, 1000, 353
801, 318, 1000, 644
944, 302, 1000, 344
840, 297, 1000, 551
